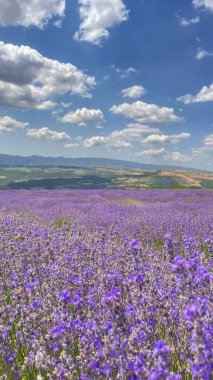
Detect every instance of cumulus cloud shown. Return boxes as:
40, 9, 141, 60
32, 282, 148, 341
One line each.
84, 122, 161, 149
169, 151, 192, 162
0, 0, 65, 28
121, 85, 146, 99
136, 148, 192, 162
191, 147, 204, 156
135, 148, 166, 157
178, 16, 200, 26
81, 126, 191, 159
36, 101, 56, 110
83, 135, 132, 149
203, 134, 213, 147
0, 41, 96, 109
191, 134, 213, 159
193, 0, 213, 12
127, 123, 160, 133
177, 83, 213, 103
83, 135, 109, 148
26, 127, 71, 142
74, 0, 129, 45
0, 116, 29, 132
82, 123, 161, 150
109, 140, 132, 149
141, 132, 191, 145
110, 101, 182, 123
111, 125, 160, 141
61, 108, 104, 126
196, 48, 213, 60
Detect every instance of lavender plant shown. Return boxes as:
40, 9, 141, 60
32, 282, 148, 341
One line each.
0, 190, 212, 379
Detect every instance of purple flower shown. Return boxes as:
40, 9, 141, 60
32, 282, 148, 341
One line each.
103, 321, 113, 331
4, 351, 16, 363
23, 280, 39, 292
50, 323, 67, 337
153, 340, 171, 357
194, 266, 211, 285
101, 288, 121, 305
129, 240, 140, 250
59, 289, 71, 303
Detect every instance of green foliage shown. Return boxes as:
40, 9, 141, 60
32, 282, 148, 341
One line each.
171, 185, 187, 189
54, 217, 73, 229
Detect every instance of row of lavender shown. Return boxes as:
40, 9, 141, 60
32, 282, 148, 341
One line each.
0, 190, 212, 379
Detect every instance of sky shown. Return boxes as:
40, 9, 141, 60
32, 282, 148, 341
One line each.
0, 0, 213, 170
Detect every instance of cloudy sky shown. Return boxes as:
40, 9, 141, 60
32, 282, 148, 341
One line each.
0, 0, 213, 170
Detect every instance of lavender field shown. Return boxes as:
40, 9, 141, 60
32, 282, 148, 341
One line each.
0, 190, 212, 380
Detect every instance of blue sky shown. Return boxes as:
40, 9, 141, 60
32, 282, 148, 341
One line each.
0, 0, 212, 170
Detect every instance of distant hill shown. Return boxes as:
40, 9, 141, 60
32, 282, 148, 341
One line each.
0, 154, 209, 172
0, 165, 213, 190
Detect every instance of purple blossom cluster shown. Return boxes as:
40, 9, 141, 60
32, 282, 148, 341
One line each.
0, 190, 212, 379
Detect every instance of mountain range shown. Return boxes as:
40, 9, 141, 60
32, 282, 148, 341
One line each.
0, 154, 209, 172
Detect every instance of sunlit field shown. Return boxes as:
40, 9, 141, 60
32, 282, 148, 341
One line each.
0, 190, 212, 379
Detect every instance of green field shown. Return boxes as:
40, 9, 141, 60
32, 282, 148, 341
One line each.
0, 166, 212, 189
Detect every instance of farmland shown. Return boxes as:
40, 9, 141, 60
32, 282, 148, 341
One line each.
0, 166, 212, 189
0, 190, 212, 379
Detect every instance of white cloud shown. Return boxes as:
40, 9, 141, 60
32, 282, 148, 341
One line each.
109, 140, 132, 148
178, 83, 213, 103
76, 136, 83, 141
135, 148, 192, 162
53, 18, 63, 28
110, 101, 182, 123
141, 132, 191, 145
191, 147, 204, 156
64, 143, 80, 148
82, 123, 160, 151
0, 0, 65, 28
61, 108, 104, 126
83, 135, 109, 148
36, 101, 56, 110
124, 67, 137, 75
178, 16, 200, 26
170, 151, 192, 162
80, 126, 191, 160
203, 134, 213, 147
81, 124, 190, 154
110, 65, 138, 78
127, 123, 160, 133
193, 0, 213, 12
26, 127, 71, 142
135, 148, 166, 157
0, 41, 96, 109
95, 125, 104, 129
61, 102, 72, 108
52, 109, 63, 118
120, 67, 138, 78
176, 132, 191, 139
191, 134, 213, 158
196, 48, 213, 60
83, 134, 132, 149
111, 125, 160, 141
0, 116, 29, 132
82, 123, 161, 150
121, 85, 146, 99
74, 0, 129, 45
